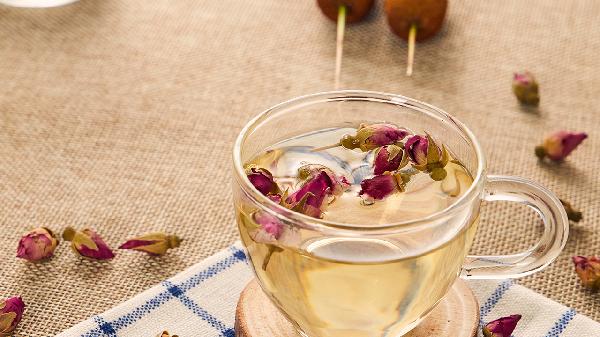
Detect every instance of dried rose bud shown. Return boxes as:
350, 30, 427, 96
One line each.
16, 227, 59, 262
374, 145, 408, 175
246, 166, 281, 199
572, 256, 600, 290
157, 331, 178, 337
512, 71, 539, 106
252, 211, 285, 242
62, 227, 115, 260
535, 131, 587, 161
286, 165, 350, 218
250, 211, 301, 270
0, 296, 25, 335
297, 164, 350, 196
340, 123, 409, 152
359, 174, 400, 201
483, 314, 522, 337
560, 199, 582, 222
405, 133, 449, 181
119, 232, 181, 256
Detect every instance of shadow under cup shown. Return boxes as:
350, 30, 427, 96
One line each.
232, 91, 568, 337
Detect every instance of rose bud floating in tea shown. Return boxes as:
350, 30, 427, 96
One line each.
316, 0, 375, 88
385, 0, 448, 75
16, 227, 59, 262
0, 296, 25, 335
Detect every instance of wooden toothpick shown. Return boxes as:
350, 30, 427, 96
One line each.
334, 5, 346, 89
406, 23, 417, 76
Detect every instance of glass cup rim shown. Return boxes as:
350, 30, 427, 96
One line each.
233, 90, 487, 232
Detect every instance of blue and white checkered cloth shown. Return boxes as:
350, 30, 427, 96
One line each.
57, 242, 599, 337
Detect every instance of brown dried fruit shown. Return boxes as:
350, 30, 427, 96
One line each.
384, 0, 448, 41
317, 0, 375, 23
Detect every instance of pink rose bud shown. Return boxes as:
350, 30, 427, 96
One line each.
252, 211, 285, 242
535, 131, 587, 161
373, 145, 407, 175
405, 133, 449, 181
16, 227, 59, 262
359, 174, 400, 201
340, 123, 409, 152
246, 166, 281, 198
512, 71, 539, 106
0, 296, 25, 335
405, 134, 429, 166
62, 227, 115, 260
286, 165, 350, 218
119, 232, 181, 256
572, 256, 600, 290
483, 314, 522, 337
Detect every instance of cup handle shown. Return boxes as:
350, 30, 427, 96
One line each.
461, 175, 569, 279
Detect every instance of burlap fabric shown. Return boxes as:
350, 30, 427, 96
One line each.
0, 0, 598, 335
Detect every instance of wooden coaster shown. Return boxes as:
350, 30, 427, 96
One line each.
235, 278, 479, 337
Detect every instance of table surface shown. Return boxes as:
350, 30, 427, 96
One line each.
1, 0, 599, 335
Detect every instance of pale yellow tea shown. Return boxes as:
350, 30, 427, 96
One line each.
238, 126, 477, 337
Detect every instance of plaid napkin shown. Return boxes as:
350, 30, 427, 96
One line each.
57, 242, 598, 337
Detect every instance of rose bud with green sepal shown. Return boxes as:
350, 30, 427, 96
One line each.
340, 123, 409, 152
245, 166, 282, 199
373, 144, 408, 175
16, 227, 59, 262
572, 256, 600, 290
535, 131, 587, 161
405, 133, 449, 181
483, 314, 522, 337
285, 165, 350, 218
0, 296, 25, 336
62, 226, 115, 260
512, 71, 540, 106
119, 232, 181, 256
359, 174, 399, 201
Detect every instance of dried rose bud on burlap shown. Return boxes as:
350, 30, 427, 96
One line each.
339, 123, 409, 152
63, 227, 115, 260
560, 199, 582, 222
16, 227, 59, 262
535, 131, 587, 161
483, 314, 522, 337
572, 256, 600, 290
156, 331, 178, 337
246, 166, 281, 199
405, 134, 449, 181
119, 233, 181, 256
0, 296, 25, 335
286, 165, 350, 218
373, 144, 408, 175
512, 71, 539, 106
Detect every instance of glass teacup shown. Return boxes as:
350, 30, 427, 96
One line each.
233, 91, 568, 337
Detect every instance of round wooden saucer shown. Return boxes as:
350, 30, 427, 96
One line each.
235, 278, 479, 337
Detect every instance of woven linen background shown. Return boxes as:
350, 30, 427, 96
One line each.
0, 0, 599, 335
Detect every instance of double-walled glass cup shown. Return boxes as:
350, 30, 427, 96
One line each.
233, 91, 568, 337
